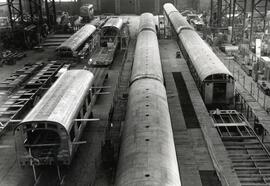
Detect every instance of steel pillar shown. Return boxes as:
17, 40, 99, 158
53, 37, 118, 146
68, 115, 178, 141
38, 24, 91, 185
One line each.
45, 0, 56, 29
231, 0, 247, 43
210, 0, 232, 27
250, 0, 268, 44
7, 0, 25, 31
29, 0, 43, 26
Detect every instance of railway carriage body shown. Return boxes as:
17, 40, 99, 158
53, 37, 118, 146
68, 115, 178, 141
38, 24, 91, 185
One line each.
116, 13, 181, 186
130, 20, 163, 84
100, 17, 123, 47
14, 70, 94, 166
91, 17, 124, 66
164, 3, 235, 107
56, 24, 96, 57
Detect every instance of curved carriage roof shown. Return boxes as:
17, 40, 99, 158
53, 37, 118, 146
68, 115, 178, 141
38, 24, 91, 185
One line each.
138, 13, 156, 33
164, 3, 232, 81
179, 30, 233, 81
102, 17, 123, 32
163, 3, 193, 34
131, 30, 163, 84
163, 3, 178, 15
57, 24, 96, 53
19, 70, 94, 132
131, 13, 163, 84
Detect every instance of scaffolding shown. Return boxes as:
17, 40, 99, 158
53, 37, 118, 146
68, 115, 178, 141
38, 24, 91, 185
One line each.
44, 0, 56, 29
6, 0, 56, 31
210, 0, 233, 28
211, 0, 269, 45
232, 0, 247, 43
6, 0, 25, 31
250, 0, 269, 43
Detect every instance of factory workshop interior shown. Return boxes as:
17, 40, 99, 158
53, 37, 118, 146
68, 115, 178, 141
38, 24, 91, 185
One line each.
2, 0, 270, 185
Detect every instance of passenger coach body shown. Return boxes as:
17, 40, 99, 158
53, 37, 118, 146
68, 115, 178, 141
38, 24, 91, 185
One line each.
163, 3, 235, 108
115, 13, 181, 186
14, 70, 94, 166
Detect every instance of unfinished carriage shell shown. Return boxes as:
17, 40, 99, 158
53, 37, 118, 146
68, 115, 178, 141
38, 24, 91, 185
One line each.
56, 24, 96, 57
14, 70, 94, 166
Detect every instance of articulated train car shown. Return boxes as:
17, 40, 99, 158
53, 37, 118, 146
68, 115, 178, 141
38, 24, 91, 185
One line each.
14, 70, 94, 166
115, 13, 181, 186
164, 3, 235, 108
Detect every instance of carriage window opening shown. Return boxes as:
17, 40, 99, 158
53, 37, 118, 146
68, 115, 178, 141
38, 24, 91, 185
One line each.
24, 128, 61, 159
83, 101, 87, 113
88, 90, 92, 101
26, 124, 32, 129
86, 97, 89, 106
77, 113, 82, 128
37, 123, 45, 128
70, 125, 75, 141
47, 123, 57, 129
213, 83, 226, 102
81, 109, 84, 117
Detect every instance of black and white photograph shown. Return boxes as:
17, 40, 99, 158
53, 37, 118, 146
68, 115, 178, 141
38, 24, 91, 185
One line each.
0, 0, 270, 185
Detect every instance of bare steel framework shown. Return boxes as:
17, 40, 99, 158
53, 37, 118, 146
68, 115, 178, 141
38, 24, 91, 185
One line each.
210, 0, 269, 44
249, 0, 268, 43
231, 0, 247, 43
7, 0, 56, 31
6, 0, 25, 31
210, 0, 232, 27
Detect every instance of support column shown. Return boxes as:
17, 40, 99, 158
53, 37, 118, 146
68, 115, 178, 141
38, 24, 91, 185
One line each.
210, 0, 232, 28
232, 0, 247, 43
250, 0, 268, 45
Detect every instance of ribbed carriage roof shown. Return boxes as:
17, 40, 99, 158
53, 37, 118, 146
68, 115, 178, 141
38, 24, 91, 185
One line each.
163, 3, 178, 15
21, 70, 94, 131
179, 30, 233, 81
130, 30, 163, 84
57, 24, 96, 53
138, 13, 156, 33
102, 17, 123, 31
163, 3, 192, 34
